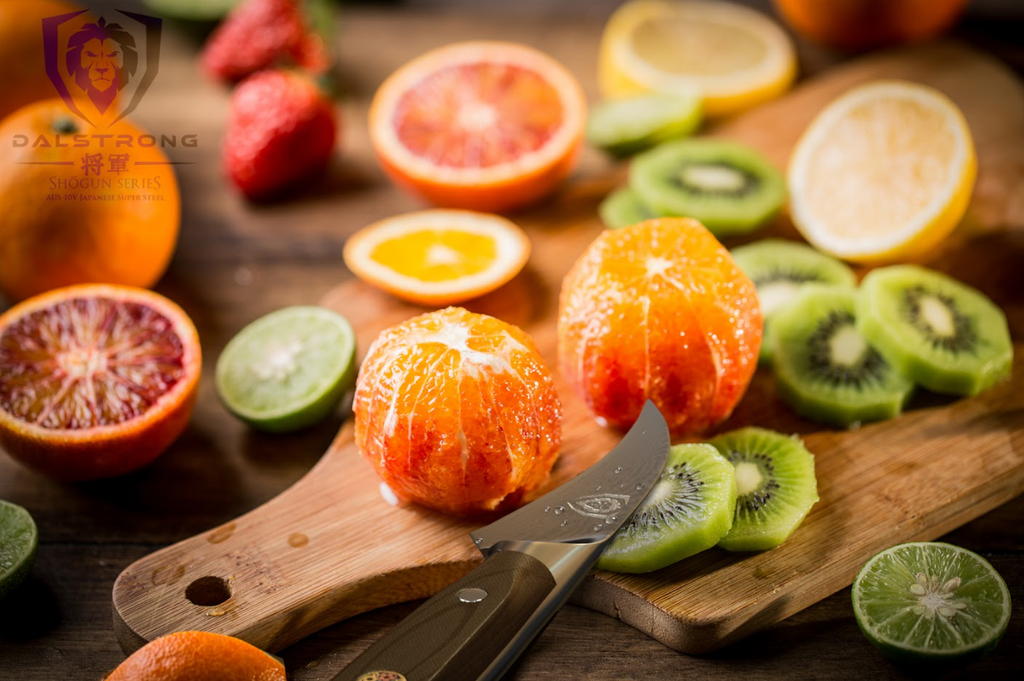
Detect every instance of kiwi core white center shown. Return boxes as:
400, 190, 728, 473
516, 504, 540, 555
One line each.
830, 325, 867, 366
680, 164, 745, 192
919, 294, 955, 337
734, 462, 763, 495
758, 281, 800, 316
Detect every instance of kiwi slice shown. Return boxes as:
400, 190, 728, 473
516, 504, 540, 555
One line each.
587, 94, 703, 157
731, 240, 857, 364
599, 187, 657, 229
857, 266, 1013, 396
629, 139, 786, 238
772, 285, 915, 427
709, 427, 818, 551
597, 443, 736, 574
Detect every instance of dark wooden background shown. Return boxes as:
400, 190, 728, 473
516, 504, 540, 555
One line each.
1, 1, 1022, 679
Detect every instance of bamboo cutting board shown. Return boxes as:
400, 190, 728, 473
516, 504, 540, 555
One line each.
112, 43, 1024, 656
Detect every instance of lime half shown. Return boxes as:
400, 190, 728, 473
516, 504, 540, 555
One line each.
853, 542, 1011, 669
142, 0, 240, 21
215, 306, 357, 433
0, 500, 38, 599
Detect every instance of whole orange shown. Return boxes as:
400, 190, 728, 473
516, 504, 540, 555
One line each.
354, 307, 562, 515
558, 218, 761, 436
774, 0, 968, 50
106, 631, 285, 681
0, 99, 180, 302
0, 0, 84, 121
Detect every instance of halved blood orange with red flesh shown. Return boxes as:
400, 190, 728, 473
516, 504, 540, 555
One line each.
354, 307, 561, 516
557, 218, 762, 435
370, 41, 587, 212
0, 284, 201, 481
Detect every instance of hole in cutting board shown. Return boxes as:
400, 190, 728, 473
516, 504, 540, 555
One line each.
185, 576, 231, 606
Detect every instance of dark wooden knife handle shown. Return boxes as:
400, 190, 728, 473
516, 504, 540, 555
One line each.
332, 550, 556, 681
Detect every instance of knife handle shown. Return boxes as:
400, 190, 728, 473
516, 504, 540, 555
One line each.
332, 550, 555, 681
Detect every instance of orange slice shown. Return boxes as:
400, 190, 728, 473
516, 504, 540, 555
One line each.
369, 41, 587, 212
0, 284, 201, 481
343, 209, 531, 306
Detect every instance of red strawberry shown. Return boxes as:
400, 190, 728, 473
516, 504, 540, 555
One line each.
202, 0, 328, 83
224, 70, 337, 199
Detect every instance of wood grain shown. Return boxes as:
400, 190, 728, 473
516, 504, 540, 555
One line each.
110, 42, 1024, 656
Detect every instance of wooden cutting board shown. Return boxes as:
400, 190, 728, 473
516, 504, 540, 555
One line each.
112, 43, 1024, 656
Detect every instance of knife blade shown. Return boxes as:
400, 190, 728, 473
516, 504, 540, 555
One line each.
332, 400, 671, 681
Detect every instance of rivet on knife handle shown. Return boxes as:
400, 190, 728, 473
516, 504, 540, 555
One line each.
332, 550, 556, 681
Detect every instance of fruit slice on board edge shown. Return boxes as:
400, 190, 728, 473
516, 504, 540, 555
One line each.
0, 284, 201, 482
369, 41, 587, 212
788, 80, 976, 264
598, 0, 797, 116
215, 306, 357, 433
770, 285, 914, 428
0, 500, 38, 599
709, 427, 818, 551
856, 265, 1012, 397
343, 209, 531, 306
852, 542, 1011, 670
598, 443, 737, 574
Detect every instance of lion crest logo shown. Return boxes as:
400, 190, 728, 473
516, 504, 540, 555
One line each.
43, 9, 162, 128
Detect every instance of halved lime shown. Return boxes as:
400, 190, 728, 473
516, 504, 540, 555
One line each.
215, 306, 357, 433
0, 500, 38, 599
586, 93, 703, 157
852, 542, 1011, 669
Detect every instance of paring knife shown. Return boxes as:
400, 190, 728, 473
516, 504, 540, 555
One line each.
331, 400, 671, 681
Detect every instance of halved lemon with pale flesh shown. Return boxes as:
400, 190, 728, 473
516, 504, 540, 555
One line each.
343, 209, 531, 306
789, 80, 976, 265
599, 0, 796, 117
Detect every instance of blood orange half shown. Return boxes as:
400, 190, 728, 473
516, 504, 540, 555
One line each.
0, 284, 201, 481
369, 41, 587, 213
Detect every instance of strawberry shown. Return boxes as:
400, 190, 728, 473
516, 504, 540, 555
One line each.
202, 0, 329, 83
224, 70, 337, 199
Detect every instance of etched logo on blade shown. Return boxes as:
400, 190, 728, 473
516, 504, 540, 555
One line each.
567, 493, 630, 520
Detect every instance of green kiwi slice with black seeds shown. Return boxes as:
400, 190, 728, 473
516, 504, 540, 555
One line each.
599, 187, 657, 229
857, 265, 1013, 396
586, 93, 703, 157
629, 139, 786, 238
731, 240, 857, 365
709, 427, 818, 552
772, 285, 914, 427
597, 443, 736, 574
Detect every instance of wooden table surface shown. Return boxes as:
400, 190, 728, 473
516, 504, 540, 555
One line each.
1, 1, 1022, 679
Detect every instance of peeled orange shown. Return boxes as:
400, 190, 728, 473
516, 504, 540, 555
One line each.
354, 307, 561, 515
369, 41, 586, 212
558, 218, 761, 435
